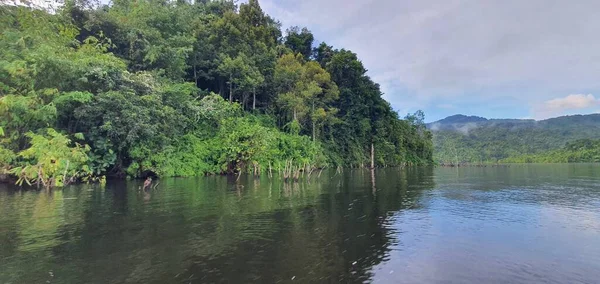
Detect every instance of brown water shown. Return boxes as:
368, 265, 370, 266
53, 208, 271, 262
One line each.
1, 165, 599, 283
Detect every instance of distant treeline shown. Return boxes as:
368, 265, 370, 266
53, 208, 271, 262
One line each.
0, 1, 432, 187
430, 114, 600, 164
502, 139, 600, 163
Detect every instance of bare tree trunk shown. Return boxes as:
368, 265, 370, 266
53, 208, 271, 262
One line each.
370, 142, 375, 169
242, 93, 249, 110
253, 87, 256, 110
371, 168, 376, 194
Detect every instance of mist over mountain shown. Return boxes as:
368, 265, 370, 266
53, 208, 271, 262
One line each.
428, 113, 600, 163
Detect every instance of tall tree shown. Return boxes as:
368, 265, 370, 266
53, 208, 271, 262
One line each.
274, 54, 338, 138
284, 26, 314, 61
0, 1, 433, 184
314, 42, 334, 68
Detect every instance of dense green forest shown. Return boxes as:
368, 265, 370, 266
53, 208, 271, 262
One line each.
502, 139, 600, 163
429, 114, 600, 164
0, 0, 433, 187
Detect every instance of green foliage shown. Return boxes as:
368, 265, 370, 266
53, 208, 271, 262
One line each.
284, 26, 314, 61
0, 145, 16, 170
142, 135, 214, 177
430, 114, 600, 164
135, 95, 326, 177
9, 128, 90, 187
0, 1, 433, 185
502, 139, 600, 163
318, 48, 433, 166
274, 53, 339, 140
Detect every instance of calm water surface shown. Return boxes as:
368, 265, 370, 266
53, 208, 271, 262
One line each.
1, 164, 599, 283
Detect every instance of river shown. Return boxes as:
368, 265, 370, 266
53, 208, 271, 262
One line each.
1, 164, 599, 283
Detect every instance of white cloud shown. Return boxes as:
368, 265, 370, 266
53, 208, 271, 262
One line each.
533, 94, 600, 119
258, 0, 600, 117
10, 0, 60, 8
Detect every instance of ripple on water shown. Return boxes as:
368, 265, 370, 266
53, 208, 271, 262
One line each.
1, 166, 600, 284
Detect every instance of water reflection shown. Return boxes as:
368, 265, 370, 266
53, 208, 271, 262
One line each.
1, 165, 599, 283
0, 167, 434, 283
373, 164, 600, 284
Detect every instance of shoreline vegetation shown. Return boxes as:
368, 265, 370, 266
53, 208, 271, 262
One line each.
0, 1, 433, 188
435, 139, 600, 166
430, 114, 600, 165
500, 139, 600, 164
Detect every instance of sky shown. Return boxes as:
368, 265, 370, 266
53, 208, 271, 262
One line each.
256, 0, 600, 122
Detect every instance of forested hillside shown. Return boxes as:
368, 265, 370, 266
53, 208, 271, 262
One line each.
0, 0, 432, 186
502, 139, 600, 163
429, 114, 600, 164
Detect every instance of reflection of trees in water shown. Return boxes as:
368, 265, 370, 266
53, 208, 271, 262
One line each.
0, 169, 436, 283
4, 165, 600, 283
0, 186, 98, 283
179, 167, 436, 283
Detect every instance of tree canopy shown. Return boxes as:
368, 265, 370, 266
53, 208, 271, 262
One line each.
0, 0, 433, 186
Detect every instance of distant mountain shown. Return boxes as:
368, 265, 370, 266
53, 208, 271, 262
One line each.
432, 114, 488, 125
428, 113, 600, 163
